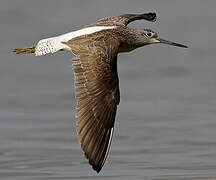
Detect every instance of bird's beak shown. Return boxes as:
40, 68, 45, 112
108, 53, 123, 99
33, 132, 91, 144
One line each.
154, 38, 188, 48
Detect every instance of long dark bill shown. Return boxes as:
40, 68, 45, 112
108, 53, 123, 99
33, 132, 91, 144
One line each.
157, 38, 188, 48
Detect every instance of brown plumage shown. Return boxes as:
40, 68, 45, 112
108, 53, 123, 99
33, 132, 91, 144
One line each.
62, 32, 120, 172
14, 12, 188, 173
60, 13, 158, 172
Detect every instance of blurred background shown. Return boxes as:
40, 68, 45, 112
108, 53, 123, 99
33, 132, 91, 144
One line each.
1, 0, 216, 179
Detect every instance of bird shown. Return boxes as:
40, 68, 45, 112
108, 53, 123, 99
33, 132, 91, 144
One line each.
14, 12, 188, 173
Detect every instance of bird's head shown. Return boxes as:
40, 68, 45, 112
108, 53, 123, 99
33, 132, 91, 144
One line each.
136, 29, 188, 48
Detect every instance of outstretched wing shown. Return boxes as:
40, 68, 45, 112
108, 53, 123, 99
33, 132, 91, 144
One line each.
87, 12, 156, 27
62, 31, 120, 172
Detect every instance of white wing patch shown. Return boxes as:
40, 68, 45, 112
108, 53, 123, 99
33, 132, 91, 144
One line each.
102, 127, 114, 168
35, 26, 116, 56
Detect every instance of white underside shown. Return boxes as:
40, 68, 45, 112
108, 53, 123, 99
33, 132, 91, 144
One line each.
35, 26, 116, 56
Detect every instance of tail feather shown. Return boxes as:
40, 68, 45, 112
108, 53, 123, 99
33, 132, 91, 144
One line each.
13, 46, 35, 54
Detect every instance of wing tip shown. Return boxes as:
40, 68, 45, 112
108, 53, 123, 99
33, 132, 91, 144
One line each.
140, 12, 157, 22
83, 152, 103, 173
92, 165, 102, 173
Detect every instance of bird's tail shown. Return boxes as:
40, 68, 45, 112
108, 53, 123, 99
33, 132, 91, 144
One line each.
13, 46, 35, 54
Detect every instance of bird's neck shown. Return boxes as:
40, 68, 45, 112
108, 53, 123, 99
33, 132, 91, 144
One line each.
118, 28, 147, 53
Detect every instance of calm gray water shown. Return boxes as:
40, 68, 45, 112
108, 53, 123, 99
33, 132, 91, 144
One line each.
1, 0, 216, 179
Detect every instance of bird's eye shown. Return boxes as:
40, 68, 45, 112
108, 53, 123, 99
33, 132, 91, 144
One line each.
147, 32, 153, 37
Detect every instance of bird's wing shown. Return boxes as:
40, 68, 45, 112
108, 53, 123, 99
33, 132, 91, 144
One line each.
88, 12, 156, 27
62, 31, 120, 173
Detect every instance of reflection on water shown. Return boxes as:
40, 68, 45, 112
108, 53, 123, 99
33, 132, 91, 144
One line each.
1, 0, 216, 179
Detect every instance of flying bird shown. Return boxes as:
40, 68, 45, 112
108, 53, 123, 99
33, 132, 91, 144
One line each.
14, 12, 188, 173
